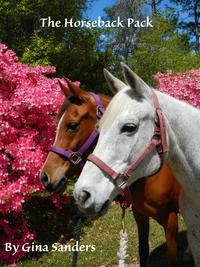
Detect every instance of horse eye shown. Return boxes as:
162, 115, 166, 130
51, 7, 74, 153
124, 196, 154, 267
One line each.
67, 122, 79, 133
121, 123, 137, 133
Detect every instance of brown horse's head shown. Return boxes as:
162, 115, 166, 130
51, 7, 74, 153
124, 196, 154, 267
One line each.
40, 79, 110, 193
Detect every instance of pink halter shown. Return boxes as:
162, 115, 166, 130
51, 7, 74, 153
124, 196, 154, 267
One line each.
87, 91, 168, 190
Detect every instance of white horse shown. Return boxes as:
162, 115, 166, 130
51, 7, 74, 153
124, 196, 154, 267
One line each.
74, 63, 200, 266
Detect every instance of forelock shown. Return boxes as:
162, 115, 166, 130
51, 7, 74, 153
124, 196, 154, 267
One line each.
99, 88, 134, 132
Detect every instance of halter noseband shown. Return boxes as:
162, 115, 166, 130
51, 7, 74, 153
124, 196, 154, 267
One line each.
87, 91, 168, 190
50, 92, 104, 167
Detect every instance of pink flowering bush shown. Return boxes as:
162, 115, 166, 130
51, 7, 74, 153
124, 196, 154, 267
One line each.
0, 44, 78, 264
51, 194, 72, 211
0, 217, 35, 263
156, 69, 200, 107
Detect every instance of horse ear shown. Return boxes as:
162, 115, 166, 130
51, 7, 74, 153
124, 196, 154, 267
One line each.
103, 68, 126, 95
64, 77, 87, 102
120, 63, 149, 97
58, 79, 71, 97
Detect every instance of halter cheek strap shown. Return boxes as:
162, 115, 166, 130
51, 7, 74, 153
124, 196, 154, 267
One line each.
87, 91, 168, 191
50, 93, 104, 167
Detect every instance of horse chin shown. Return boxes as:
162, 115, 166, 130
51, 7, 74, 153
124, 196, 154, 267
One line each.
46, 177, 67, 194
54, 184, 66, 194
78, 200, 110, 218
98, 200, 110, 216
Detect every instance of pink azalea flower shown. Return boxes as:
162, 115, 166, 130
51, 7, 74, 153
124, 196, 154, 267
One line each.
0, 44, 74, 264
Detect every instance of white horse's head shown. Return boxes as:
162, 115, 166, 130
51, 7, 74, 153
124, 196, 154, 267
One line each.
74, 64, 166, 216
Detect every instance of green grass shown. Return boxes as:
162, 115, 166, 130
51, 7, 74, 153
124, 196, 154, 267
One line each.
5, 199, 189, 267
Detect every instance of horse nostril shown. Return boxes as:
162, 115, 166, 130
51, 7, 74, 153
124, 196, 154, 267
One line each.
40, 172, 49, 187
60, 177, 66, 186
79, 190, 91, 204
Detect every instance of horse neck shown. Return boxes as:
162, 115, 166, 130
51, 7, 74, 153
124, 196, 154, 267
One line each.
156, 90, 200, 203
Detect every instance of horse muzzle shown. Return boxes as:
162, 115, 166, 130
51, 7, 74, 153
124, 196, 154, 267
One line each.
74, 187, 110, 216
40, 171, 67, 194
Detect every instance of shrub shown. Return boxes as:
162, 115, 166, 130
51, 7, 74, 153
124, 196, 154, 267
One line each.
156, 69, 200, 107
0, 44, 78, 264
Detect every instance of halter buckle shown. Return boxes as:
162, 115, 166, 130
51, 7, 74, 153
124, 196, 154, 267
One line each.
96, 105, 104, 119
116, 173, 128, 189
70, 152, 82, 165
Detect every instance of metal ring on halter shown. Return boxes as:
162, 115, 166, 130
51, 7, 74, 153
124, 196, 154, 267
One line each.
70, 152, 82, 165
97, 105, 104, 119
116, 174, 129, 189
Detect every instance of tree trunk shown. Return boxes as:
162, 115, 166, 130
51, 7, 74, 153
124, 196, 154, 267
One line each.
152, 0, 157, 15
194, 0, 199, 51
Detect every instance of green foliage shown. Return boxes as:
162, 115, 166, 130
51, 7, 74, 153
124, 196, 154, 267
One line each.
21, 34, 54, 66
0, 0, 114, 92
0, 0, 86, 53
21, 28, 113, 93
132, 14, 200, 85
169, 0, 200, 51
1, 1, 199, 93
104, 0, 147, 61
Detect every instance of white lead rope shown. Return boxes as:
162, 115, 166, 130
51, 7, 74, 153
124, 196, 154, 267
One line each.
117, 206, 129, 267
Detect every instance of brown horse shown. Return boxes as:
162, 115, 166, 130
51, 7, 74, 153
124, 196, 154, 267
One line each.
40, 80, 180, 267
